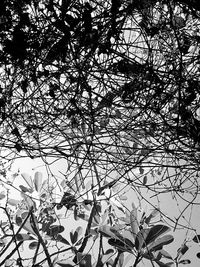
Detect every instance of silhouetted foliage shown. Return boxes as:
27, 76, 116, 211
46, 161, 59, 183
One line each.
0, 0, 200, 266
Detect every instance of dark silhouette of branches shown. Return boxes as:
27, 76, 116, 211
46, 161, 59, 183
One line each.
0, 0, 199, 266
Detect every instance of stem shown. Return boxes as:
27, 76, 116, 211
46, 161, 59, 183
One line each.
0, 241, 23, 266
133, 254, 141, 267
73, 203, 97, 264
30, 211, 53, 267
113, 251, 122, 267
96, 234, 103, 267
0, 207, 33, 259
32, 241, 41, 266
79, 205, 96, 253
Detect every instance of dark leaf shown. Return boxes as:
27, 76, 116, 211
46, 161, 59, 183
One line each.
139, 166, 144, 174
147, 235, 174, 252
15, 143, 22, 152
135, 228, 151, 251
155, 261, 174, 267
75, 212, 89, 221
21, 79, 28, 93
177, 243, 189, 257
145, 225, 171, 245
70, 227, 82, 244
46, 225, 65, 236
57, 262, 74, 267
19, 185, 33, 193
41, 215, 56, 232
56, 234, 70, 246
16, 216, 22, 226
105, 249, 115, 254
197, 252, 200, 258
179, 259, 191, 264
108, 238, 133, 253
16, 233, 35, 241
77, 252, 92, 267
29, 241, 38, 250
193, 235, 200, 243
57, 264, 74, 267
70, 231, 78, 244
143, 175, 147, 185
60, 192, 77, 209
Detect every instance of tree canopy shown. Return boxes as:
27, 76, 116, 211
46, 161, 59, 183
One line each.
0, 0, 200, 266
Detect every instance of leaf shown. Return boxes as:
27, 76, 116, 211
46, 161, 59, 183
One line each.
155, 261, 174, 267
46, 225, 65, 236
115, 109, 121, 118
15, 216, 22, 226
75, 226, 83, 238
23, 215, 38, 236
19, 185, 33, 193
93, 214, 101, 225
108, 238, 133, 253
21, 194, 35, 209
77, 253, 92, 267
101, 250, 114, 264
5, 259, 15, 267
15, 143, 22, 152
147, 235, 174, 252
122, 229, 135, 244
196, 252, 200, 258
0, 191, 6, 200
193, 235, 200, 243
105, 249, 114, 254
145, 225, 171, 245
75, 212, 89, 221
160, 249, 173, 259
119, 195, 127, 201
21, 173, 34, 189
172, 16, 185, 29
145, 208, 160, 224
177, 243, 189, 257
41, 215, 56, 232
139, 166, 144, 174
179, 259, 191, 264
130, 204, 138, 239
70, 231, 77, 244
56, 259, 75, 267
0, 238, 6, 247
56, 234, 70, 245
11, 127, 20, 137
16, 233, 35, 241
99, 225, 134, 251
70, 226, 82, 244
8, 198, 20, 206
135, 228, 151, 251
123, 253, 134, 267
99, 225, 118, 239
74, 173, 82, 191
29, 241, 38, 250
119, 253, 124, 267
33, 172, 43, 192
143, 175, 147, 185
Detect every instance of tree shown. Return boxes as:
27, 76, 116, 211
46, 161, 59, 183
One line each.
0, 0, 200, 266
